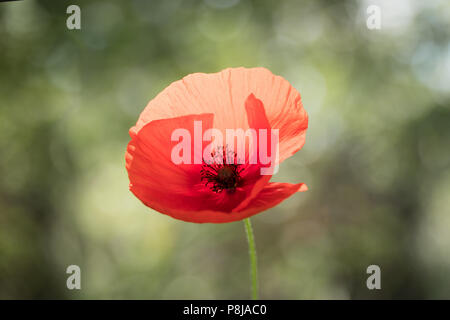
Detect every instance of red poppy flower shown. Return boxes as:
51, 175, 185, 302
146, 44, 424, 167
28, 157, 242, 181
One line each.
125, 67, 308, 223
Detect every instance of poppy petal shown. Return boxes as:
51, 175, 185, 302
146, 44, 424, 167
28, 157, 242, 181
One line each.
132, 67, 308, 163
232, 94, 274, 212
127, 113, 217, 210
160, 182, 307, 224
236, 182, 308, 218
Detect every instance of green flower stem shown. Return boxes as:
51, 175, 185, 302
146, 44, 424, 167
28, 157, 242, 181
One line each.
244, 218, 259, 300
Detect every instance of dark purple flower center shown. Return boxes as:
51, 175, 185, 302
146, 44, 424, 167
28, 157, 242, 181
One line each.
200, 147, 243, 193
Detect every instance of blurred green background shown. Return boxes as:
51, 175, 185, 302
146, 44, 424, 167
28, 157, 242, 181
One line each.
0, 0, 449, 299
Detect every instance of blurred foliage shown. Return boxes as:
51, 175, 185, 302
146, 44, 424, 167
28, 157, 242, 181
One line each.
0, 0, 449, 299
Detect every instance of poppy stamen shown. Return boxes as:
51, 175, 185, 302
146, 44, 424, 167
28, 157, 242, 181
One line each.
200, 146, 243, 193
